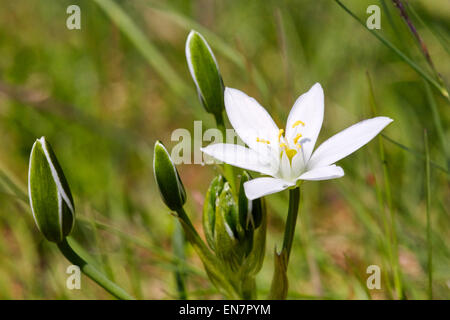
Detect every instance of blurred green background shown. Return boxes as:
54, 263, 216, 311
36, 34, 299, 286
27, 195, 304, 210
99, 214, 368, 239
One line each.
0, 0, 448, 299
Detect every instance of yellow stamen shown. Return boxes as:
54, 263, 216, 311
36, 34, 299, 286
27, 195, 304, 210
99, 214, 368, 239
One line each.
256, 137, 270, 144
278, 129, 284, 142
296, 144, 302, 149
279, 143, 287, 149
292, 120, 305, 128
293, 133, 302, 145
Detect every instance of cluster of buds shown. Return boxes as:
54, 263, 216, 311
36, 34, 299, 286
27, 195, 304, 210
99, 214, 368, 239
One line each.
203, 173, 266, 272
203, 173, 266, 297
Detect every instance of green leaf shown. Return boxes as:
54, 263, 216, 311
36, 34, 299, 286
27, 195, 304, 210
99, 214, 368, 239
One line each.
153, 141, 186, 211
93, 0, 189, 98
172, 221, 187, 300
268, 249, 288, 300
176, 212, 238, 299
238, 172, 265, 257
186, 30, 225, 121
243, 198, 267, 276
334, 0, 449, 100
214, 183, 244, 273
28, 137, 75, 243
202, 175, 225, 251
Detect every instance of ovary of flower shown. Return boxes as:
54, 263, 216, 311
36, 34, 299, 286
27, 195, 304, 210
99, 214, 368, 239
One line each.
201, 83, 393, 200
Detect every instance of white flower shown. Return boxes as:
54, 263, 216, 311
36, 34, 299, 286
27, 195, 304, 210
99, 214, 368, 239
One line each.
201, 83, 393, 200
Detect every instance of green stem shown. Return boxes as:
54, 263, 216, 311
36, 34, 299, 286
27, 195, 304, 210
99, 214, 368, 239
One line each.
175, 207, 240, 299
173, 221, 188, 299
241, 276, 256, 299
424, 130, 433, 299
268, 187, 301, 300
57, 238, 135, 300
216, 118, 236, 190
282, 187, 301, 263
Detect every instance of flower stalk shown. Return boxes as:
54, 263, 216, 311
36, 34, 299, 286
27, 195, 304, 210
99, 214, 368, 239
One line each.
282, 187, 301, 263
268, 187, 301, 299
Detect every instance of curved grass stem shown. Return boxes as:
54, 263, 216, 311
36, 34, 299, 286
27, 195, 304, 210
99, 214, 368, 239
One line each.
57, 238, 135, 300
335, 0, 449, 102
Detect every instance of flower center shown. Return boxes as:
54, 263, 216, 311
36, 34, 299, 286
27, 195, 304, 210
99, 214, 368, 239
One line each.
255, 120, 306, 164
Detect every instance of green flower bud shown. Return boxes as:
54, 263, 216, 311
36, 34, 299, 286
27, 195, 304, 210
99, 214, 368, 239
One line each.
185, 30, 225, 122
153, 141, 186, 211
203, 174, 267, 279
202, 175, 225, 251
214, 182, 244, 272
28, 137, 75, 243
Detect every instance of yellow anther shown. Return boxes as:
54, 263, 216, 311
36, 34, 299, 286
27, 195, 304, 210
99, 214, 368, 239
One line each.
278, 129, 284, 142
256, 137, 270, 144
279, 143, 287, 149
296, 144, 302, 149
292, 120, 305, 128
293, 133, 302, 145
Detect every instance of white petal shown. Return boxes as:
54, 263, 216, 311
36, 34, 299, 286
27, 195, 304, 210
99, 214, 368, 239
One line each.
201, 143, 277, 175
308, 117, 393, 168
279, 150, 291, 180
244, 177, 294, 200
225, 88, 280, 152
285, 83, 324, 161
298, 165, 344, 181
291, 150, 306, 178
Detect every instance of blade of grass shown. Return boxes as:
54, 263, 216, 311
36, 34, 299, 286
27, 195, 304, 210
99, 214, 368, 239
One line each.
142, 2, 271, 99
0, 79, 152, 157
365, 79, 396, 297
78, 217, 205, 278
0, 167, 28, 203
88, 214, 116, 282
391, 0, 450, 100
0, 163, 205, 278
344, 255, 372, 299
334, 0, 449, 101
366, 72, 403, 299
424, 80, 449, 172
93, 0, 190, 98
146, 2, 244, 68
378, 0, 404, 46
423, 129, 433, 300
381, 135, 448, 174
405, 2, 450, 57
173, 221, 188, 299
123, 242, 144, 299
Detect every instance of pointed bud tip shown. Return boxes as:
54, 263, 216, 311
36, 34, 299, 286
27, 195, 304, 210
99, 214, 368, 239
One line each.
185, 30, 224, 120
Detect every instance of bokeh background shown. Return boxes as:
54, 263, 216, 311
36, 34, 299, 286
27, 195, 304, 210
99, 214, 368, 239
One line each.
0, 0, 448, 299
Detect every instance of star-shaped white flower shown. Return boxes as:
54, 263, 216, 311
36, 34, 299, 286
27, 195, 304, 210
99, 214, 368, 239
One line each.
201, 83, 393, 200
